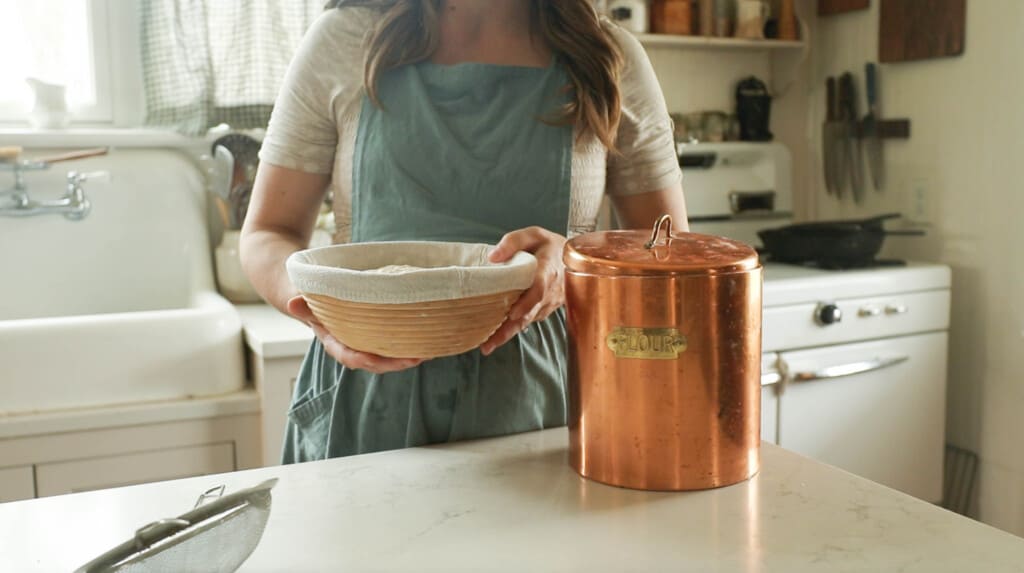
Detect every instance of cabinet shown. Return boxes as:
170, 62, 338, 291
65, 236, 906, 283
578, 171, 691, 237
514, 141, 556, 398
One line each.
250, 354, 303, 466
761, 353, 781, 444
236, 304, 312, 466
761, 386, 778, 445
35, 443, 235, 497
236, 302, 313, 468
0, 394, 261, 502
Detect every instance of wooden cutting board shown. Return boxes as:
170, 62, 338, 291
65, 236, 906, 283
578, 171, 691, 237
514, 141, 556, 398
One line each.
880, 0, 966, 62
818, 0, 869, 16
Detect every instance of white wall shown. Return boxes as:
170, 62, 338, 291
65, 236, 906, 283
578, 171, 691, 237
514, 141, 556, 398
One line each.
645, 47, 772, 114
805, 0, 1024, 534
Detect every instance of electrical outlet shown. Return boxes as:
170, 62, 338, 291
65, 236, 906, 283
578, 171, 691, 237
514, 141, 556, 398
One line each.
904, 176, 932, 224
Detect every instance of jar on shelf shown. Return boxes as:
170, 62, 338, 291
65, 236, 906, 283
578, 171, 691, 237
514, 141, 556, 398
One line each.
697, 0, 714, 36
651, 0, 693, 35
609, 0, 649, 34
734, 0, 768, 39
713, 0, 735, 37
777, 0, 799, 40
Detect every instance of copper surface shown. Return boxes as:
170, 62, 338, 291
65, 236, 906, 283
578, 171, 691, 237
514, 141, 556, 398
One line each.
564, 216, 763, 491
564, 227, 760, 277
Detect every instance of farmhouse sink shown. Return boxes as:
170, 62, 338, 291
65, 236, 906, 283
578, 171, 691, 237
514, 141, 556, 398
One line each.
0, 148, 245, 415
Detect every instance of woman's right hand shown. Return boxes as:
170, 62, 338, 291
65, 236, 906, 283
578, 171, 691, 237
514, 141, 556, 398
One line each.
287, 295, 425, 374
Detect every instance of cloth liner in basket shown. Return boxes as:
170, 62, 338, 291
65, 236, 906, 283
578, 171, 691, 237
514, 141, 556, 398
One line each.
286, 241, 536, 304
285, 241, 538, 358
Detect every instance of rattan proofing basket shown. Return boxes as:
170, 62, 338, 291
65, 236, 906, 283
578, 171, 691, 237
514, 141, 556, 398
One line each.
286, 241, 537, 359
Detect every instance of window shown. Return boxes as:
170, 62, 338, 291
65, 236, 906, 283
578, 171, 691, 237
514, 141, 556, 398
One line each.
0, 0, 142, 126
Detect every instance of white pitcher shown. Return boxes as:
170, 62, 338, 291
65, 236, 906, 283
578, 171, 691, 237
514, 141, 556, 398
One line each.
734, 0, 768, 40
26, 77, 70, 129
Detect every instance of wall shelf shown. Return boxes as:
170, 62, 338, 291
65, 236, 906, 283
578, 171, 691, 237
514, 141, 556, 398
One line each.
636, 34, 805, 51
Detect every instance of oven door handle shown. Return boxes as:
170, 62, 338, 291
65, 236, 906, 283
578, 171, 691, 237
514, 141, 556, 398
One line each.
788, 356, 909, 382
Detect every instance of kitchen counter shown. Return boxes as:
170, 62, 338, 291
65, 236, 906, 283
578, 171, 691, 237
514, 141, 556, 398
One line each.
235, 303, 313, 359
2, 429, 1022, 572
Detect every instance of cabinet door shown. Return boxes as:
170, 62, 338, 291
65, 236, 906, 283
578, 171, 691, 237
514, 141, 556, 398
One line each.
35, 443, 235, 498
761, 353, 781, 444
761, 386, 778, 445
252, 355, 304, 467
777, 332, 947, 502
0, 466, 35, 502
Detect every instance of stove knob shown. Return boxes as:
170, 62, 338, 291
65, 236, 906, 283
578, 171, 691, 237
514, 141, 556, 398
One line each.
816, 303, 843, 325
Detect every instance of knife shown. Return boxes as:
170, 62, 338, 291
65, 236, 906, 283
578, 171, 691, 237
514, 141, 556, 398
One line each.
823, 77, 838, 196
838, 73, 864, 204
830, 76, 847, 199
862, 62, 884, 191
827, 76, 847, 198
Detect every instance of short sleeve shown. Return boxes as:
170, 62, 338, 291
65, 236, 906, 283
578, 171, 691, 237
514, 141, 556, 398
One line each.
259, 8, 373, 175
605, 26, 683, 197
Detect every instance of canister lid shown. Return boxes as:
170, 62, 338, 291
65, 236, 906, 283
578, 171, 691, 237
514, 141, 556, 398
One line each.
564, 214, 760, 276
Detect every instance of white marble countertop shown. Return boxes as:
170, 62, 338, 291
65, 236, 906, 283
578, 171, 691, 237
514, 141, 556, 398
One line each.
235, 303, 313, 358
2, 428, 1022, 572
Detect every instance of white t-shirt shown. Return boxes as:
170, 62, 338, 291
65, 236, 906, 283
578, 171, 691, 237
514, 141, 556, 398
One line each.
259, 7, 682, 241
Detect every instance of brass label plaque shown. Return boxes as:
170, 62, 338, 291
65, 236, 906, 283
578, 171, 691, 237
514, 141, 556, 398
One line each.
606, 327, 687, 360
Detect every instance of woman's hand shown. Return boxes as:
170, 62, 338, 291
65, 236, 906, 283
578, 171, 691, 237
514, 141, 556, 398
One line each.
480, 226, 567, 356
286, 295, 424, 374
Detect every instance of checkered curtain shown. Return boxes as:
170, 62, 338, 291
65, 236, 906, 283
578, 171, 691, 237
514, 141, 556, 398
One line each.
141, 0, 324, 135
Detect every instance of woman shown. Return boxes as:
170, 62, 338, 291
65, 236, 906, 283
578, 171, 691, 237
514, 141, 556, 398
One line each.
241, 0, 688, 463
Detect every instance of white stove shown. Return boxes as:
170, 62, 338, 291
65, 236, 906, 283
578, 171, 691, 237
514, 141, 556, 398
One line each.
679, 141, 793, 247
681, 143, 951, 503
760, 262, 949, 503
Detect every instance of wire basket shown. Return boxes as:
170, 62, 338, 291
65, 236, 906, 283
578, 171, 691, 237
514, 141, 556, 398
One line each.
941, 444, 978, 516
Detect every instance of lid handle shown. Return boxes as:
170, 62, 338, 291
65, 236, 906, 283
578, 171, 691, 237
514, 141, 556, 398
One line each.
644, 214, 674, 249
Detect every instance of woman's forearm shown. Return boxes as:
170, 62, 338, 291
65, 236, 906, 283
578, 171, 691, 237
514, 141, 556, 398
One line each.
611, 186, 689, 231
240, 226, 310, 314
240, 164, 330, 315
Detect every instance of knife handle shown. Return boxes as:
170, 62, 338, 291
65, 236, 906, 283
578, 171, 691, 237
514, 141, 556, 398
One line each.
826, 77, 837, 121
839, 73, 858, 119
866, 63, 878, 109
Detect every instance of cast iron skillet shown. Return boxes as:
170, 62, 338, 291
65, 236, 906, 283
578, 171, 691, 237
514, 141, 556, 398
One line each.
758, 213, 925, 267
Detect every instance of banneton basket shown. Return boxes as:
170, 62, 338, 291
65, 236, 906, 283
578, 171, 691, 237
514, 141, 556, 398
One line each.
286, 241, 537, 359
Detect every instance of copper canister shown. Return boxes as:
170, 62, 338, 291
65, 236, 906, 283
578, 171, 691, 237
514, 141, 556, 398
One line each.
564, 214, 762, 491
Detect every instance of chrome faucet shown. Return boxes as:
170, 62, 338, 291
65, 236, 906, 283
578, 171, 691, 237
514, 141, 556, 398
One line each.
0, 147, 109, 220
0, 171, 105, 220
0, 159, 35, 205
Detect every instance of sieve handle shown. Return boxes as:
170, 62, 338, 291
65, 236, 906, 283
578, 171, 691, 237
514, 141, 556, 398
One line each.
644, 214, 674, 249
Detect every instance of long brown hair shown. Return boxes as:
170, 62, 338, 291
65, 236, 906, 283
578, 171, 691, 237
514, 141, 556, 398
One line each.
325, 0, 624, 150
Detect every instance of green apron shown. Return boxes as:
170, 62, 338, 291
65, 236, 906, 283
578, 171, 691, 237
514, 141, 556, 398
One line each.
282, 59, 572, 463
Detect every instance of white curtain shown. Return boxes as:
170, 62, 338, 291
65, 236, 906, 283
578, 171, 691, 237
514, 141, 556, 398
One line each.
141, 0, 324, 134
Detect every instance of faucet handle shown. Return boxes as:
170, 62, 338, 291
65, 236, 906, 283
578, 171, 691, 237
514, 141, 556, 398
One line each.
68, 170, 111, 185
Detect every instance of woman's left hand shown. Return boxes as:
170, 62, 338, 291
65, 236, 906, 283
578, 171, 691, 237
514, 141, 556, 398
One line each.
480, 226, 567, 356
